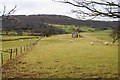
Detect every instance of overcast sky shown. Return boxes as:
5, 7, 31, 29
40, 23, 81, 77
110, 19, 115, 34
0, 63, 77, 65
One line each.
0, 0, 118, 21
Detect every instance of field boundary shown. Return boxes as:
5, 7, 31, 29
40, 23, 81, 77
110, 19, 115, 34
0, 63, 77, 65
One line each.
1, 36, 40, 42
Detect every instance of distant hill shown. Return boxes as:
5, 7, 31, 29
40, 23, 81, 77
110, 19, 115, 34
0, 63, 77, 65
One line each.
2, 14, 118, 30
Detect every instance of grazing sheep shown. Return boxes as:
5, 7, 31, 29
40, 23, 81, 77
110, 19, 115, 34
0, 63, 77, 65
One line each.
59, 39, 62, 40
29, 39, 31, 40
105, 42, 108, 45
91, 42, 93, 45
70, 40, 73, 42
21, 40, 23, 41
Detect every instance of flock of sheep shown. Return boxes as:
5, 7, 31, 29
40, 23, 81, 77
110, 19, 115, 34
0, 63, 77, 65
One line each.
59, 39, 73, 42
19, 38, 42, 42
59, 39, 109, 45
20, 38, 109, 46
91, 41, 108, 45
19, 39, 31, 41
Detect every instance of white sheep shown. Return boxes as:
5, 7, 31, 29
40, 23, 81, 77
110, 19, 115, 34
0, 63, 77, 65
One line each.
70, 40, 73, 42
59, 39, 62, 40
21, 40, 23, 41
91, 42, 93, 45
105, 42, 108, 45
29, 39, 31, 40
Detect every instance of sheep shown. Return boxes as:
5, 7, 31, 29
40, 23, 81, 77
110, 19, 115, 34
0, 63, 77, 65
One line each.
59, 39, 62, 40
29, 39, 31, 40
105, 42, 108, 45
70, 40, 73, 42
91, 42, 93, 45
19, 39, 23, 41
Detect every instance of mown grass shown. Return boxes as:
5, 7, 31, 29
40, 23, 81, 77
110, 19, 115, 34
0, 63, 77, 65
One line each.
2, 33, 118, 78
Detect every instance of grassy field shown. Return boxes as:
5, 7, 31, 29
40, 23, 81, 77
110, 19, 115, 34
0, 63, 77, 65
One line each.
2, 35, 39, 41
2, 33, 118, 78
2, 35, 38, 39
81, 33, 117, 43
47, 23, 112, 33
2, 38, 38, 49
1, 36, 40, 64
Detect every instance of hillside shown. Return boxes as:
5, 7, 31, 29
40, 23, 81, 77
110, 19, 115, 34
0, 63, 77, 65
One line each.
2, 14, 118, 30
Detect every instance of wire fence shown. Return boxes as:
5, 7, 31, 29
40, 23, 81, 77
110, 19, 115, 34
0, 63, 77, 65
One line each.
0, 37, 42, 65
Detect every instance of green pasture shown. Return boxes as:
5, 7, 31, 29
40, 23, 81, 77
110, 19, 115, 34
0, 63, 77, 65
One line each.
81, 33, 117, 43
2, 35, 39, 40
1, 36, 39, 64
2, 38, 38, 49
48, 24, 95, 33
95, 29, 113, 33
2, 31, 32, 36
47, 23, 112, 33
2, 33, 118, 78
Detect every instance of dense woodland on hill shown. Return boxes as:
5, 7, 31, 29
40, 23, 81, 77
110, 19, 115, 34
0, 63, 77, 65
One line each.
2, 15, 119, 36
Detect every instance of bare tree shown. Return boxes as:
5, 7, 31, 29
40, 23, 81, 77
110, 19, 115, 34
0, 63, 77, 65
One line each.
1, 5, 21, 35
53, 0, 120, 19
1, 5, 17, 21
2, 5, 17, 16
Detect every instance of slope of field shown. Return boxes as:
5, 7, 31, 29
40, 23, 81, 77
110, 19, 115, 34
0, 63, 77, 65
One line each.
81, 33, 117, 43
48, 24, 113, 33
3, 33, 118, 78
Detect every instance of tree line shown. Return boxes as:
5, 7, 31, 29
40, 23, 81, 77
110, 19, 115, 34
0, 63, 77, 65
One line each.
2, 19, 67, 36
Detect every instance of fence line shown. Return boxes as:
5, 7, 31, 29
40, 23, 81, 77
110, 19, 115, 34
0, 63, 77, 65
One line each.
0, 37, 42, 65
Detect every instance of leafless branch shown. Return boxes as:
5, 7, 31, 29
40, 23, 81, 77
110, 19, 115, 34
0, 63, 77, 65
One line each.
54, 0, 120, 19
1, 5, 17, 21
7, 5, 17, 16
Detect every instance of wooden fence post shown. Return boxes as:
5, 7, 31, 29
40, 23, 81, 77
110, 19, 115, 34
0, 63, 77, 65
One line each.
26, 45, 28, 50
24, 46, 25, 51
21, 47, 22, 53
10, 49, 12, 60
1, 52, 3, 66
26, 45, 27, 50
16, 48, 18, 56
